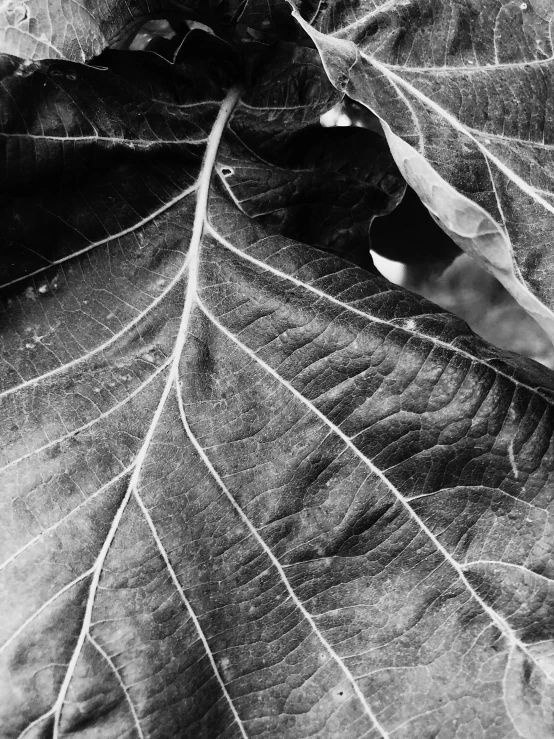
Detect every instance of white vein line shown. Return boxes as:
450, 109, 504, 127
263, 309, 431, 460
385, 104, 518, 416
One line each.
41, 85, 244, 729
149, 97, 230, 110
385, 76, 424, 153
0, 182, 197, 292
526, 637, 554, 647
465, 126, 554, 152
49, 303, 193, 737
203, 223, 554, 403
357, 665, 422, 679
9, 30, 64, 57
216, 166, 247, 214
330, 0, 402, 37
483, 153, 512, 250
47, 260, 196, 732
0, 359, 170, 474
462, 560, 554, 586
238, 101, 320, 112
16, 708, 55, 739
363, 54, 554, 219
0, 568, 94, 654
502, 645, 523, 737
0, 251, 192, 403
292, 12, 554, 219
389, 705, 445, 736
88, 634, 144, 739
0, 133, 207, 145
380, 55, 554, 73
0, 466, 132, 573
51, 483, 135, 738
125, 84, 249, 737
87, 87, 249, 737
153, 83, 245, 397
405, 484, 540, 511
133, 480, 249, 739
174, 339, 389, 738
197, 299, 553, 686
227, 127, 312, 173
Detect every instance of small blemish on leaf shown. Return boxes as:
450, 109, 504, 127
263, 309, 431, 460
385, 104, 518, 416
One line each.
3, 2, 28, 25
337, 73, 349, 90
522, 657, 533, 684
219, 656, 233, 681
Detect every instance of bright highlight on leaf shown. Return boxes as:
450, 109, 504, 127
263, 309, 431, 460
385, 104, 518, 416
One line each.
1, 2, 554, 738
290, 0, 554, 341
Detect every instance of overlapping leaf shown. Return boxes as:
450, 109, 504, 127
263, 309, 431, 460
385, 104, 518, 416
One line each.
290, 0, 554, 342
0, 0, 177, 61
2, 25, 554, 739
0, 0, 296, 62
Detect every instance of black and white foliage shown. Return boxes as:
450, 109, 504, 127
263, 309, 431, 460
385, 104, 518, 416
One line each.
1, 1, 554, 737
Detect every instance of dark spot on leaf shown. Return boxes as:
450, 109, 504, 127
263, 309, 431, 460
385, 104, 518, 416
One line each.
487, 627, 504, 652
191, 336, 216, 396
322, 499, 397, 558
522, 656, 533, 685
337, 73, 349, 89
5, 2, 27, 25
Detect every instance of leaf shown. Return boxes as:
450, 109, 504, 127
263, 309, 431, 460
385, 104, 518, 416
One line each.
0, 45, 236, 288
0, 40, 400, 286
289, 0, 554, 343
3, 33, 554, 739
370, 185, 461, 271
0, 0, 297, 63
0, 0, 177, 61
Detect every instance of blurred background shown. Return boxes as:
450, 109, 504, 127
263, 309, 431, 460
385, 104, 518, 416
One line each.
321, 103, 554, 370
121, 23, 554, 370
119, 21, 554, 370
372, 248, 554, 370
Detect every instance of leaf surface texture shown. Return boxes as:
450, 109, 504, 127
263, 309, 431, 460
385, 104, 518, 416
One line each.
1, 39, 554, 739
290, 0, 554, 338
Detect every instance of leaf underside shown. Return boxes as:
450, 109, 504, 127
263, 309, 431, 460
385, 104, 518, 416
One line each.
1, 3, 554, 739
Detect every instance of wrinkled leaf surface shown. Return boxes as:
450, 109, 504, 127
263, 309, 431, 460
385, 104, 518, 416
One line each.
291, 0, 554, 340
2, 37, 554, 739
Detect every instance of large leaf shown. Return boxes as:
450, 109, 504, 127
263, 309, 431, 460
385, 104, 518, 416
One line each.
0, 0, 176, 61
3, 36, 554, 739
0, 0, 295, 62
290, 0, 554, 342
